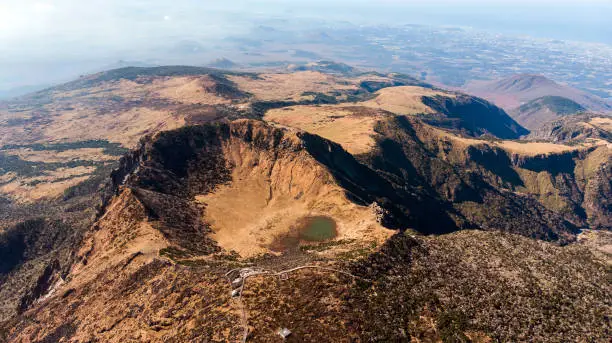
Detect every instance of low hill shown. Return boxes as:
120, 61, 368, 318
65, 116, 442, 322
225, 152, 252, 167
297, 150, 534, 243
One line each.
511, 95, 586, 129
526, 114, 612, 144
464, 74, 612, 114
206, 58, 240, 69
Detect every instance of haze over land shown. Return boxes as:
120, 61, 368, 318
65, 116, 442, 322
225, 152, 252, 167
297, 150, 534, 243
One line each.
1, 0, 611, 99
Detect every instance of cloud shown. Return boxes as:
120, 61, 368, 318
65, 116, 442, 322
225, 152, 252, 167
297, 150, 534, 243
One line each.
32, 2, 56, 12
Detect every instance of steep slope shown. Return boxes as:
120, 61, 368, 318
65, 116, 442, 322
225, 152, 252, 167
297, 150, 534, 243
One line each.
267, 106, 610, 232
464, 74, 612, 114
357, 117, 607, 233
420, 93, 529, 138
98, 120, 391, 257
511, 96, 587, 130
527, 114, 612, 144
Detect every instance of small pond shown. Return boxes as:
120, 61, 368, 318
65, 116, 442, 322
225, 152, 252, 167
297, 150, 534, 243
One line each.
298, 216, 338, 242
270, 216, 338, 252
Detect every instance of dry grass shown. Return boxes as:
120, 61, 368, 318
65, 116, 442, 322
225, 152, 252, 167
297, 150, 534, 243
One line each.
358, 86, 451, 115
42, 107, 185, 147
4, 148, 117, 163
263, 85, 457, 155
266, 105, 392, 155
577, 229, 612, 265
53, 76, 229, 105
229, 71, 357, 101
495, 141, 580, 156
0, 75, 230, 148
430, 124, 584, 156
0, 175, 91, 202
585, 116, 612, 132
194, 132, 392, 257
151, 76, 231, 105
0, 165, 96, 202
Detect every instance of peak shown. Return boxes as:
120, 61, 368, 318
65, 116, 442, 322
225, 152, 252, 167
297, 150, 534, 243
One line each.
207, 58, 239, 69
503, 74, 557, 86
488, 74, 560, 93
509, 74, 551, 81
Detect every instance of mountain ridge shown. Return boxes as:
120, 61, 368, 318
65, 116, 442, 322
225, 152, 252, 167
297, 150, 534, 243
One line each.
464, 73, 612, 116
2, 118, 609, 342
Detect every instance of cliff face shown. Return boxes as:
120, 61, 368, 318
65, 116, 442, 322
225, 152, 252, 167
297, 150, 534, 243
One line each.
421, 94, 529, 139
86, 118, 610, 262
355, 117, 588, 241
103, 118, 607, 242
99, 120, 391, 257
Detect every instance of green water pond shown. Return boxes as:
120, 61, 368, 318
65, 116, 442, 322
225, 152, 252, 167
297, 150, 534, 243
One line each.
298, 216, 338, 242
271, 216, 338, 252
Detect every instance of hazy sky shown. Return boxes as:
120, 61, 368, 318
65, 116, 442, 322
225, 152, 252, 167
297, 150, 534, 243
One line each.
0, 0, 610, 89
1, 0, 610, 52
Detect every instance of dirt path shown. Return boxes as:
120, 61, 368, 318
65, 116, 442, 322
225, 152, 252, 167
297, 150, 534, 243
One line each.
224, 265, 368, 342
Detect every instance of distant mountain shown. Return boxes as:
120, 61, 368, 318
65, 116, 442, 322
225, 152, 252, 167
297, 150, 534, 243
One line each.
206, 58, 240, 69
103, 60, 157, 70
464, 74, 612, 115
510, 96, 586, 130
288, 60, 357, 75
0, 84, 50, 100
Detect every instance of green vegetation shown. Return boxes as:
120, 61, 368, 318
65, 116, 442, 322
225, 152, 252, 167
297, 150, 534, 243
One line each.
347, 231, 610, 341
0, 153, 102, 178
159, 246, 193, 261
1, 140, 129, 156
519, 96, 585, 115
437, 310, 470, 343
299, 239, 356, 252
300, 91, 338, 104
62, 163, 117, 200
57, 66, 255, 91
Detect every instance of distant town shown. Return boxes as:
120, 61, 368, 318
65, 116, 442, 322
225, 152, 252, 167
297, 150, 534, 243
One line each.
217, 22, 612, 100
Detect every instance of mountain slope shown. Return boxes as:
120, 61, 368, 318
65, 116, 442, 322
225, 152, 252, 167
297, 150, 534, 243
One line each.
420, 93, 529, 138
464, 74, 612, 114
527, 114, 612, 144
511, 95, 586, 130
206, 58, 240, 69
